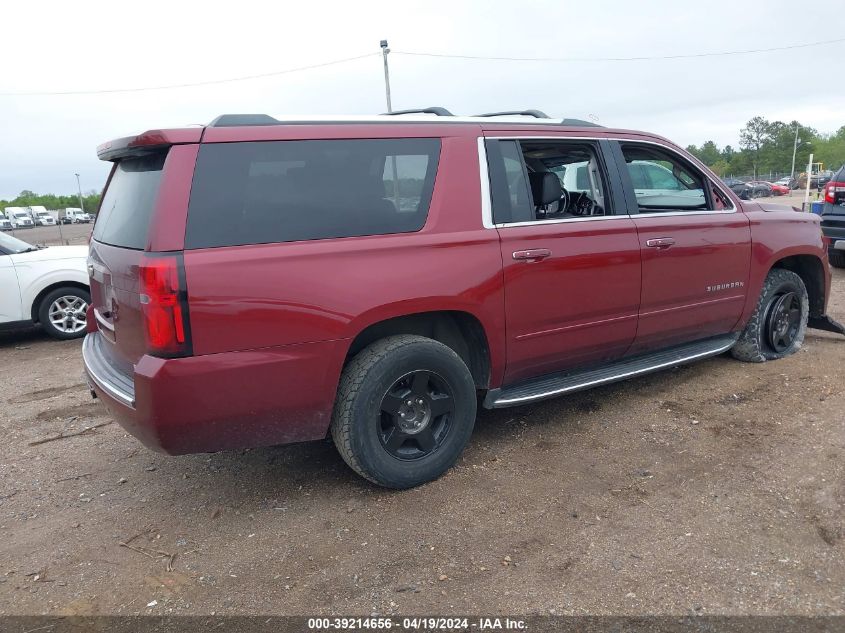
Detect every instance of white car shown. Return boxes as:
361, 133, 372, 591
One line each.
0, 232, 90, 339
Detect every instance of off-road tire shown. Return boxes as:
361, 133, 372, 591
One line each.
331, 335, 477, 489
829, 250, 845, 269
731, 269, 808, 363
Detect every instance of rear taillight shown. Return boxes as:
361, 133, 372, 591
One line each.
824, 181, 845, 204
139, 255, 191, 357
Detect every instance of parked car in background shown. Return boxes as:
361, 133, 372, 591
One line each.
764, 181, 790, 196
813, 171, 834, 188
0, 212, 11, 231
747, 181, 774, 198
82, 110, 841, 488
722, 178, 752, 199
5, 207, 34, 228
821, 165, 845, 268
0, 231, 89, 339
29, 206, 57, 226
775, 176, 797, 190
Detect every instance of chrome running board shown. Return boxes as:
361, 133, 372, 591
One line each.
484, 334, 739, 409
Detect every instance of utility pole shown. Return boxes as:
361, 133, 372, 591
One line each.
381, 39, 400, 208
803, 152, 814, 210
380, 40, 392, 113
75, 173, 85, 213
790, 124, 800, 179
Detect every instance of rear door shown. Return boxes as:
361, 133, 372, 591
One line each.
485, 137, 642, 384
610, 141, 751, 353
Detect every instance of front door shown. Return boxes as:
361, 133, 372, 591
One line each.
485, 138, 642, 384
613, 141, 751, 353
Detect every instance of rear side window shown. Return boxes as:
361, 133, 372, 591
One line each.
484, 139, 532, 224
93, 153, 166, 249
185, 138, 440, 249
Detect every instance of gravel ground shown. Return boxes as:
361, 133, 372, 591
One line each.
0, 261, 842, 617
4, 222, 91, 247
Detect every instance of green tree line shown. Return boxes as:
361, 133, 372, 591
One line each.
686, 117, 845, 179
1, 189, 101, 212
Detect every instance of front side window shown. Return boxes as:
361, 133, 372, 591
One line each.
621, 144, 713, 212
185, 138, 440, 249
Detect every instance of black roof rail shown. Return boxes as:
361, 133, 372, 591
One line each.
383, 107, 454, 116
209, 114, 281, 127
476, 110, 550, 119
560, 117, 602, 127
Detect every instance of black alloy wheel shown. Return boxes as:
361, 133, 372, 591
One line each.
764, 291, 802, 353
379, 370, 454, 460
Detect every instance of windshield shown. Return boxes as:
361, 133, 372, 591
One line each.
0, 231, 35, 254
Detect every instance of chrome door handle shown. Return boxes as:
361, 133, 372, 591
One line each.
513, 248, 552, 261
645, 237, 675, 248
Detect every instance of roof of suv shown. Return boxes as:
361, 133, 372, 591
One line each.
96, 110, 675, 161
207, 111, 604, 128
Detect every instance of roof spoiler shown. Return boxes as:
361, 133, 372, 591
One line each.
96, 128, 203, 161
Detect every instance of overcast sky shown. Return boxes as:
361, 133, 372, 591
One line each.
2, 0, 843, 199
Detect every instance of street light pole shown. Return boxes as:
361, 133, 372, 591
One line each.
380, 40, 392, 113
75, 173, 85, 213
790, 124, 800, 179
380, 39, 400, 208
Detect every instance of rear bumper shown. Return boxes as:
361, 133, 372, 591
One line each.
82, 332, 345, 455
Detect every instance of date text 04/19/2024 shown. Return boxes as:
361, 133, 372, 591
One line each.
306, 617, 527, 630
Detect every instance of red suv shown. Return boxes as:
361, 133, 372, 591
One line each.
83, 109, 843, 488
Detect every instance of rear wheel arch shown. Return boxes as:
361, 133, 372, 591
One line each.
30, 281, 90, 322
345, 311, 492, 389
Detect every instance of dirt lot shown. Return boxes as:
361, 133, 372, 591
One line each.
1, 254, 843, 617
4, 222, 91, 247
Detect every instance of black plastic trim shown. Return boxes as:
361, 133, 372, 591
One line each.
383, 107, 454, 116
477, 110, 550, 119
209, 114, 281, 127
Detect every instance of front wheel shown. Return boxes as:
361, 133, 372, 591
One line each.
830, 250, 845, 269
38, 286, 90, 340
331, 335, 477, 489
731, 269, 808, 362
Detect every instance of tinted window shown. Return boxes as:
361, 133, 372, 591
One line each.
485, 140, 532, 224
621, 145, 709, 211
185, 139, 440, 249
93, 153, 166, 249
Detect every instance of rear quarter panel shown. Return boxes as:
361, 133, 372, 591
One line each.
739, 203, 829, 323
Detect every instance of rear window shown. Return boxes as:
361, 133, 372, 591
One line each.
184, 138, 440, 249
93, 153, 166, 249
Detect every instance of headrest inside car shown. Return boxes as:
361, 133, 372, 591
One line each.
528, 172, 562, 206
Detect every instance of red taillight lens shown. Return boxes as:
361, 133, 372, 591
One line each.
824, 181, 845, 204
139, 255, 191, 357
